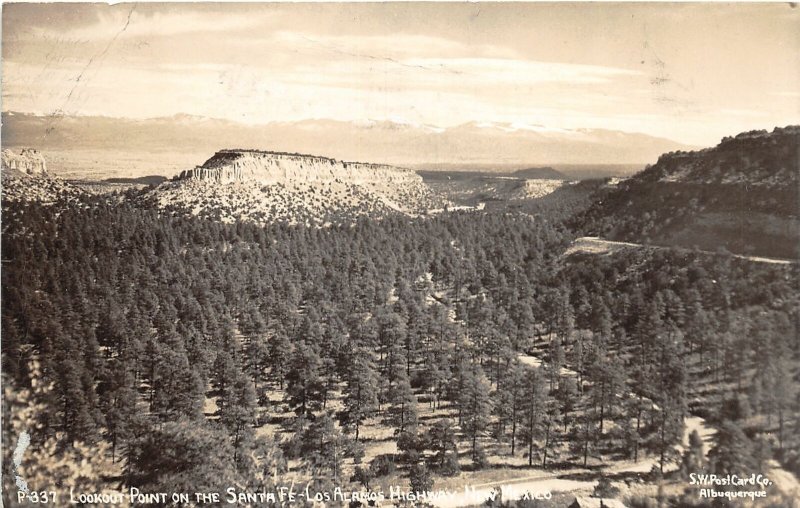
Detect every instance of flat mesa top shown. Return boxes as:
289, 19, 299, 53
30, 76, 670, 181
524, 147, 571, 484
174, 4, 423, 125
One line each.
207, 149, 408, 170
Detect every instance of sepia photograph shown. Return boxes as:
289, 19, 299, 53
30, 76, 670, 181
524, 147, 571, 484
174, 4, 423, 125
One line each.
1, 2, 799, 506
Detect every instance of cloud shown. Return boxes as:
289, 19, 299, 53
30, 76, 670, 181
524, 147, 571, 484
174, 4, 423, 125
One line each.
403, 57, 638, 84
272, 31, 520, 61
29, 8, 270, 41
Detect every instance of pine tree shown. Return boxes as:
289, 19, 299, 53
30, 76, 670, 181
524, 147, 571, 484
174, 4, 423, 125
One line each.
340, 351, 380, 441
98, 361, 138, 462
426, 419, 459, 474
520, 367, 547, 466
496, 360, 525, 455
547, 337, 565, 392
153, 344, 204, 421
267, 328, 293, 389
540, 393, 561, 469
653, 323, 686, 473
285, 341, 325, 417
249, 434, 287, 490
681, 430, 706, 477
389, 369, 418, 434
219, 370, 258, 471
556, 376, 579, 433
587, 351, 625, 436
126, 418, 241, 494
571, 409, 599, 467
459, 363, 493, 464
244, 335, 271, 404
299, 412, 350, 483
709, 421, 755, 475
409, 462, 433, 493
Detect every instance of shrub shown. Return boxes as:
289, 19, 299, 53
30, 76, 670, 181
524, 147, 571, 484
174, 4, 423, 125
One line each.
439, 452, 461, 477
409, 463, 433, 492
593, 477, 620, 498
369, 454, 396, 477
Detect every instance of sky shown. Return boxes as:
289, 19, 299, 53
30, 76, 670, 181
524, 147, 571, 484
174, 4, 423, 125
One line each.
2, 2, 799, 145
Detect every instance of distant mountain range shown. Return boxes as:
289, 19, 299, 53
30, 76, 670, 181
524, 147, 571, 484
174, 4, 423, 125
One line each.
2, 112, 695, 170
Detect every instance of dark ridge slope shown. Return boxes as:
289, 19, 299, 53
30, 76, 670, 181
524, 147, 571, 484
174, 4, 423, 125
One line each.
510, 166, 568, 180
573, 126, 799, 259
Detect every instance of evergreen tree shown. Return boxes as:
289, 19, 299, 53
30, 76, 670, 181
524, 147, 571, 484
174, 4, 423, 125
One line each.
126, 419, 241, 494
587, 351, 625, 436
285, 341, 325, 417
681, 430, 706, 476
299, 412, 350, 483
520, 367, 547, 466
340, 351, 380, 441
219, 370, 258, 471
556, 376, 579, 433
98, 363, 138, 462
244, 335, 271, 404
709, 421, 755, 475
496, 360, 525, 455
425, 419, 459, 475
267, 328, 293, 389
459, 363, 493, 464
409, 462, 433, 493
389, 369, 418, 434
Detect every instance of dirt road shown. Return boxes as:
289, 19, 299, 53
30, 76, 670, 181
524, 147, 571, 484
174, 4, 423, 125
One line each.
565, 237, 795, 265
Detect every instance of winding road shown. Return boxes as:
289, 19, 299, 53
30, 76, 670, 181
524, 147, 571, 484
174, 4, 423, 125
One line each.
565, 237, 796, 265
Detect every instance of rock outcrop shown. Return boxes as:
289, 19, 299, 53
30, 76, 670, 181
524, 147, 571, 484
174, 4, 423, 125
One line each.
1, 149, 84, 204
2, 148, 48, 176
177, 150, 421, 186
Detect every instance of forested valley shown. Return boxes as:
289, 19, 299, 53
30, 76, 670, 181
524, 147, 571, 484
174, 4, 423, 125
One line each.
2, 194, 799, 507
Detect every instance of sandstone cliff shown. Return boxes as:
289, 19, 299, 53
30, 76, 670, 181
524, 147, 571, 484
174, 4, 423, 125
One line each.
177, 150, 421, 186
2, 148, 48, 176
1, 149, 84, 204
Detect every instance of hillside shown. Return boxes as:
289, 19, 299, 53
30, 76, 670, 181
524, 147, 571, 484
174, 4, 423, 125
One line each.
419, 165, 576, 207
1, 148, 84, 204
574, 126, 800, 259
4, 197, 798, 507
510, 166, 568, 180
140, 149, 443, 225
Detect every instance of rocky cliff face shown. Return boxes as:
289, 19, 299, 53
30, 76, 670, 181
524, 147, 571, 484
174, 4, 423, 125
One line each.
1, 149, 84, 204
2, 148, 48, 176
177, 150, 422, 186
